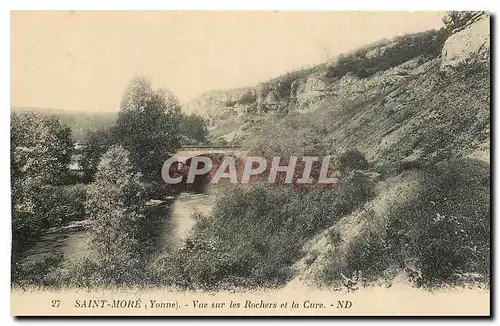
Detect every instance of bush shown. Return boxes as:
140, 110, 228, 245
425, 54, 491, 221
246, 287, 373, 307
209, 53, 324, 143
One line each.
85, 145, 148, 284
80, 127, 117, 183
62, 257, 102, 287
38, 184, 87, 227
386, 159, 490, 287
156, 174, 374, 290
11, 252, 64, 287
179, 114, 209, 145
238, 90, 257, 105
320, 159, 490, 289
442, 11, 486, 31
338, 149, 369, 173
327, 29, 448, 79
11, 183, 88, 259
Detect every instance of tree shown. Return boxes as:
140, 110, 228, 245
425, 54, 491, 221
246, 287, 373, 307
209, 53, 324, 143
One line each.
11, 112, 73, 185
79, 127, 117, 183
115, 76, 182, 183
85, 145, 147, 284
11, 112, 73, 256
442, 11, 485, 31
179, 113, 208, 145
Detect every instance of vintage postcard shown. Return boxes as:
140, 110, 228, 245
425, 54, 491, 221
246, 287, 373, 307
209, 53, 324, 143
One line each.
10, 11, 490, 316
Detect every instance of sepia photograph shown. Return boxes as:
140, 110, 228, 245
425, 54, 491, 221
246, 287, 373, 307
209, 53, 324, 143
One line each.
9, 10, 491, 316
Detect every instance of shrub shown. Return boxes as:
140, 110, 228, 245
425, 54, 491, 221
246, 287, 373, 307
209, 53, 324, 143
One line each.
179, 114, 209, 145
338, 149, 370, 173
157, 174, 374, 290
323, 159, 489, 288
344, 226, 389, 281
385, 159, 490, 287
115, 76, 182, 183
326, 29, 448, 79
85, 145, 148, 284
11, 112, 74, 257
37, 184, 87, 227
318, 159, 489, 289
11, 252, 64, 287
442, 11, 486, 31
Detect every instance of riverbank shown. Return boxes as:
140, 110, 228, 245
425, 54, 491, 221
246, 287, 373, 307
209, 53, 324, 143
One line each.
16, 193, 215, 268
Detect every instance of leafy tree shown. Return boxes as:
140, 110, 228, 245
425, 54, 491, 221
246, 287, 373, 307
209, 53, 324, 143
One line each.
179, 113, 208, 145
85, 145, 147, 283
115, 76, 182, 183
11, 112, 73, 256
11, 112, 73, 185
79, 127, 117, 183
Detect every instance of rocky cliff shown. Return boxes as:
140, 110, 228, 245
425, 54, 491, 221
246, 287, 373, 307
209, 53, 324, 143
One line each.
183, 12, 490, 165
179, 12, 490, 290
440, 12, 489, 72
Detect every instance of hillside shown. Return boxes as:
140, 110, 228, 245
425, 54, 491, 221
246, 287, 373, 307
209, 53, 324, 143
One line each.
11, 107, 117, 142
177, 12, 490, 289
10, 12, 490, 292
185, 12, 490, 166
10, 107, 206, 145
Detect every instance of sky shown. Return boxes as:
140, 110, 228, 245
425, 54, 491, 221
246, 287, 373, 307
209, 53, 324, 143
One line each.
11, 11, 445, 112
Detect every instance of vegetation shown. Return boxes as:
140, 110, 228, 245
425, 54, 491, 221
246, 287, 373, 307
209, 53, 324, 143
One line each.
79, 127, 117, 183
79, 109, 207, 184
11, 112, 73, 185
179, 113, 209, 145
83, 145, 148, 285
115, 76, 182, 183
11, 75, 184, 285
150, 173, 374, 290
243, 115, 331, 157
442, 11, 486, 31
319, 159, 490, 288
338, 149, 370, 173
11, 112, 74, 257
327, 29, 449, 79
11, 18, 490, 292
258, 64, 327, 104
10, 107, 117, 143
386, 159, 490, 287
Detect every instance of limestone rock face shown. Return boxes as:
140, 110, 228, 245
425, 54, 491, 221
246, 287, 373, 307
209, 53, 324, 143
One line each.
255, 82, 283, 112
294, 72, 330, 112
440, 13, 490, 72
182, 88, 254, 122
183, 17, 490, 151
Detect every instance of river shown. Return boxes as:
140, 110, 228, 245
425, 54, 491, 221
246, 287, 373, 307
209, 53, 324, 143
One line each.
19, 193, 215, 266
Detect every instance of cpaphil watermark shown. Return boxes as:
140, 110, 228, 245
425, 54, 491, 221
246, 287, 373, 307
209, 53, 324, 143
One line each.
161, 155, 339, 188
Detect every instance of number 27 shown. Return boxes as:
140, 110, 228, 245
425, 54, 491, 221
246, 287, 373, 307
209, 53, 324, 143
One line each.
51, 300, 60, 308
